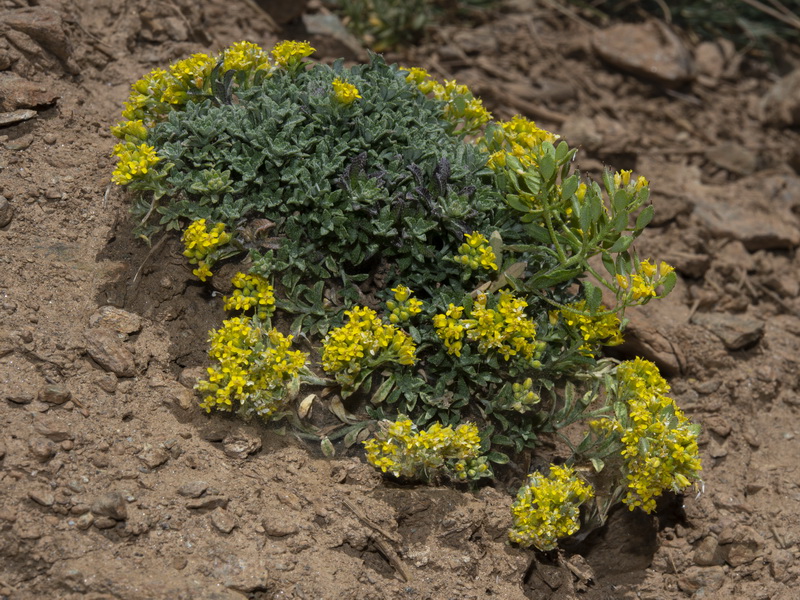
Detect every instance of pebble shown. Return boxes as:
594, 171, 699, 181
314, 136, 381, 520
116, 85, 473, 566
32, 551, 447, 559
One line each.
33, 415, 73, 441
83, 327, 136, 377
0, 196, 13, 228
28, 437, 57, 461
75, 512, 94, 530
43, 133, 57, 145
7, 391, 34, 404
262, 516, 299, 537
93, 516, 118, 530
96, 372, 118, 393
179, 366, 206, 389
90, 491, 128, 521
210, 509, 237, 534
177, 480, 209, 498
28, 487, 55, 507
38, 384, 71, 405
677, 566, 725, 593
138, 444, 170, 469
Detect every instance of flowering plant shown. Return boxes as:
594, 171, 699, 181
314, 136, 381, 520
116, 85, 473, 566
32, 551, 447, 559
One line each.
112, 40, 700, 549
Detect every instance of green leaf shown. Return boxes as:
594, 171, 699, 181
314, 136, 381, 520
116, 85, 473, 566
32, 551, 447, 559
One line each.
660, 271, 678, 295
608, 234, 634, 254
635, 205, 655, 231
487, 451, 509, 464
505, 194, 531, 213
601, 252, 616, 277
561, 176, 579, 201
584, 281, 603, 313
539, 154, 556, 181
612, 189, 629, 214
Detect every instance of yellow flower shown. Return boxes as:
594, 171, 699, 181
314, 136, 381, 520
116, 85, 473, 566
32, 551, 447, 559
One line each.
192, 262, 213, 281
271, 40, 315, 67
223, 41, 271, 72
639, 259, 657, 278
224, 273, 276, 320
387, 286, 423, 324
456, 231, 498, 271
364, 417, 489, 481
509, 465, 594, 551
332, 77, 362, 105
111, 142, 161, 185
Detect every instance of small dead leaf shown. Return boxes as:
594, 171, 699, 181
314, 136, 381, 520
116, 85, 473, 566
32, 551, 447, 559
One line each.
320, 436, 335, 457
329, 396, 358, 424
298, 393, 316, 419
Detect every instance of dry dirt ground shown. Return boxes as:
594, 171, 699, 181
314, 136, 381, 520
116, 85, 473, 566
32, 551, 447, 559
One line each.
2, 1, 800, 598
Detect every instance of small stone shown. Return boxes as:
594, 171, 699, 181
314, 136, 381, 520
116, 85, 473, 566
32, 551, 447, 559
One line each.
172, 556, 188, 570
138, 444, 170, 469
7, 391, 34, 404
172, 387, 195, 410
275, 491, 302, 511
0, 196, 13, 228
90, 491, 128, 521
185, 496, 228, 510
75, 512, 94, 530
84, 328, 136, 377
28, 487, 55, 507
88, 306, 142, 335
719, 525, 765, 566
761, 68, 800, 126
0, 72, 59, 111
28, 437, 57, 461
694, 41, 726, 81
43, 133, 57, 145
93, 516, 118, 530
91, 453, 109, 469
96, 372, 118, 393
0, 109, 37, 127
703, 415, 732, 438
38, 384, 71, 405
694, 536, 725, 566
177, 480, 208, 498
708, 440, 728, 458
210, 509, 237, 534
44, 188, 63, 200
262, 516, 299, 537
60, 440, 73, 451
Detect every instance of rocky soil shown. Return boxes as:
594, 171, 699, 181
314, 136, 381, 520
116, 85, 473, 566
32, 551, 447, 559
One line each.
2, 0, 800, 598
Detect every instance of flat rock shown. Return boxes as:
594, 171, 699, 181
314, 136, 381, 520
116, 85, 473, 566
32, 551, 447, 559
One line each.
691, 312, 764, 350
185, 496, 228, 510
262, 516, 298, 537
677, 566, 725, 594
28, 487, 55, 507
592, 21, 694, 87
177, 480, 209, 498
84, 328, 136, 377
0, 72, 59, 112
90, 492, 128, 521
0, 196, 13, 228
760, 68, 800, 126
0, 109, 36, 127
705, 143, 758, 175
33, 415, 73, 441
89, 306, 143, 334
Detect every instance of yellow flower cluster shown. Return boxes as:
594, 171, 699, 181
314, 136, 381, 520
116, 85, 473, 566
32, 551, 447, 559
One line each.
592, 358, 702, 513
224, 272, 275, 320
222, 40, 271, 73
481, 115, 559, 171
111, 142, 161, 185
111, 119, 148, 143
509, 464, 594, 551
363, 416, 491, 481
331, 77, 362, 105
556, 300, 623, 357
433, 291, 539, 361
386, 285, 423, 324
454, 231, 498, 271
271, 40, 315, 68
401, 67, 491, 132
616, 259, 675, 302
196, 317, 307, 419
322, 306, 417, 387
181, 219, 232, 281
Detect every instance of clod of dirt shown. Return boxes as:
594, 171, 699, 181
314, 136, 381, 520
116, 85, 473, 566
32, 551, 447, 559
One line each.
592, 21, 694, 87
210, 508, 237, 534
38, 384, 70, 405
88, 306, 143, 334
